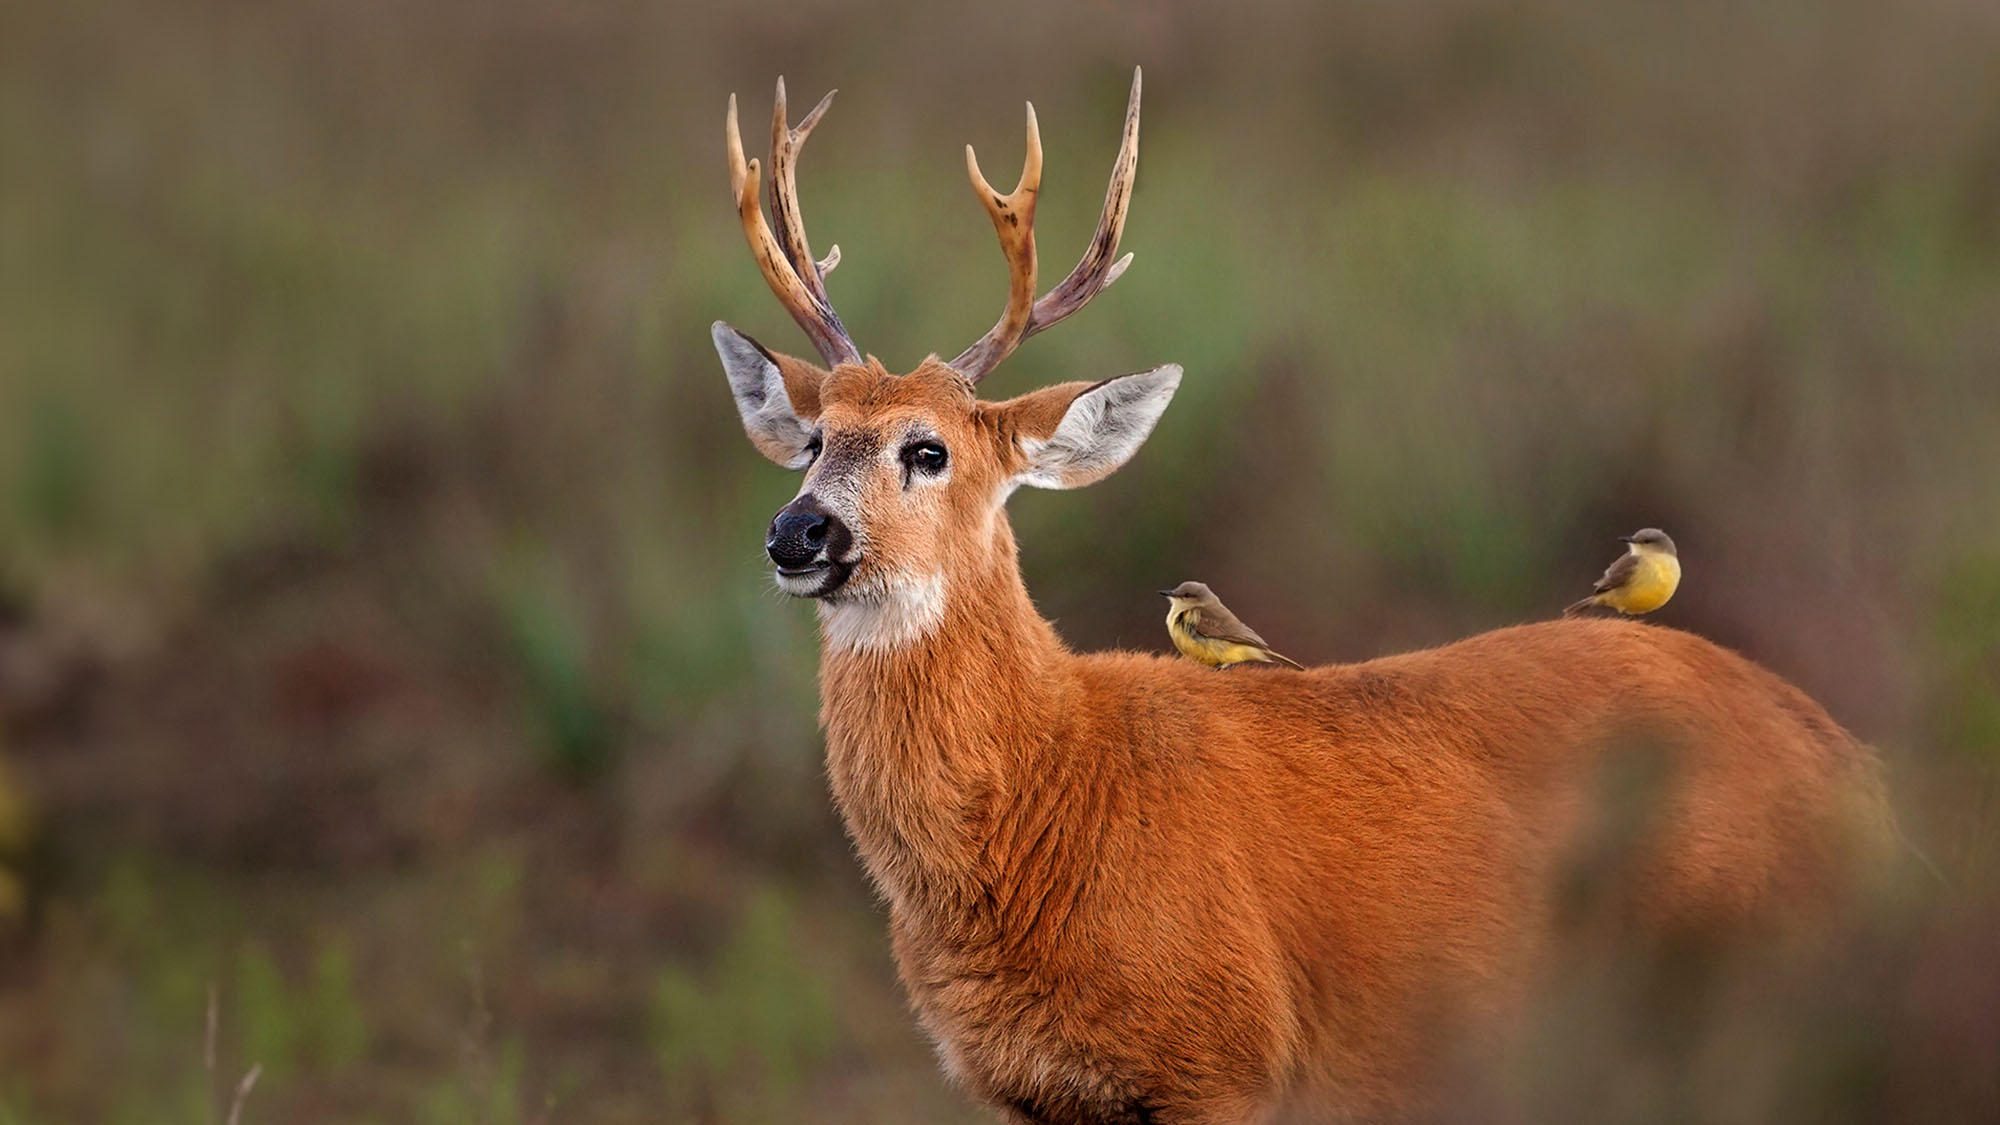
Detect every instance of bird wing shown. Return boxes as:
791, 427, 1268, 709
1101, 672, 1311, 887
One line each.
1188, 605, 1273, 650
1592, 552, 1640, 594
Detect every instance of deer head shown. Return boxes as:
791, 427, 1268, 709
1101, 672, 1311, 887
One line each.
712, 69, 1179, 651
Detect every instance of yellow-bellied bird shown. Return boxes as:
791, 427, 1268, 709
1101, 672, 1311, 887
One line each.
1564, 528, 1681, 617
1160, 581, 1304, 670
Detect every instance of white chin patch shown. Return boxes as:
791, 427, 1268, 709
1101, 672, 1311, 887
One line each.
819, 572, 947, 655
773, 568, 836, 598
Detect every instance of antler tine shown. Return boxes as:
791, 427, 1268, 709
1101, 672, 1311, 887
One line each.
724, 85, 861, 368
1022, 66, 1141, 342
951, 67, 1143, 383
950, 104, 1044, 381
769, 79, 842, 305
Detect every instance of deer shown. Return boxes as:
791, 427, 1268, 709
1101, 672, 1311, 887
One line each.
709, 69, 1895, 1124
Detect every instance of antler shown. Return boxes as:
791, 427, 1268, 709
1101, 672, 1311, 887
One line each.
726, 79, 862, 368
952, 67, 1143, 383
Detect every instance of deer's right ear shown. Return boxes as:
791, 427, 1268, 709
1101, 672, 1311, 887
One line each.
712, 322, 827, 469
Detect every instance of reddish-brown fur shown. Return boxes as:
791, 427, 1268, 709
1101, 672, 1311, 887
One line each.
723, 357, 1891, 1124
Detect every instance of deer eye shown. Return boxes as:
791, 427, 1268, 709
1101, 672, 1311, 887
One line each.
900, 440, 949, 476
803, 431, 823, 462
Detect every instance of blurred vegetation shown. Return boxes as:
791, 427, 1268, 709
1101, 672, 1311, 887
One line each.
0, 0, 1997, 1120
651, 890, 836, 1120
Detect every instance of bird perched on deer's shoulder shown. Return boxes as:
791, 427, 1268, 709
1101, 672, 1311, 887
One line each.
1564, 528, 1680, 617
1160, 581, 1304, 670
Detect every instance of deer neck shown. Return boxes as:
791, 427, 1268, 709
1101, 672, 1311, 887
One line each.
816, 517, 1064, 908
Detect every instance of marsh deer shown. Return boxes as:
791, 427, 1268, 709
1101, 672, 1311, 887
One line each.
710, 69, 1891, 1123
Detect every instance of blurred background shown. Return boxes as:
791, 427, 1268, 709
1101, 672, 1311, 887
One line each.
2, 0, 1998, 1120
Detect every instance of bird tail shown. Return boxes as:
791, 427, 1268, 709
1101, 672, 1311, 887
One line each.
1562, 596, 1599, 618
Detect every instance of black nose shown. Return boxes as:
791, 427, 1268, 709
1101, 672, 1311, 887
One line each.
767, 495, 849, 570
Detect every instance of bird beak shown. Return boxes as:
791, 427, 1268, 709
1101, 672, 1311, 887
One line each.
1618, 535, 1637, 544
1157, 589, 1176, 598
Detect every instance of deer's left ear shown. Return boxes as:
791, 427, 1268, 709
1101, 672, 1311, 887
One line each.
993, 364, 1182, 490
713, 322, 828, 469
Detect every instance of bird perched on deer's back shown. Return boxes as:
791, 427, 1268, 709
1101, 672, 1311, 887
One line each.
1565, 528, 1681, 617
1160, 581, 1304, 670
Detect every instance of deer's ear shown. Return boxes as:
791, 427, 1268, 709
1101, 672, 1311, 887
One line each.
995, 364, 1182, 490
713, 322, 828, 469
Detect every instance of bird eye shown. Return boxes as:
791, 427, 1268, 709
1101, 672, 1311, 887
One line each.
901, 440, 949, 476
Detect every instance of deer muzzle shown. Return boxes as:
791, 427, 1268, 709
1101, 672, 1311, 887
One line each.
767, 494, 854, 596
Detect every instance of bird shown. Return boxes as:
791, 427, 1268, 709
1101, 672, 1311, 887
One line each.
1564, 528, 1681, 617
1160, 581, 1304, 670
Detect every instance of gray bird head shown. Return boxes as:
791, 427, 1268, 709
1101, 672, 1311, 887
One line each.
1619, 528, 1677, 555
1159, 580, 1216, 603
